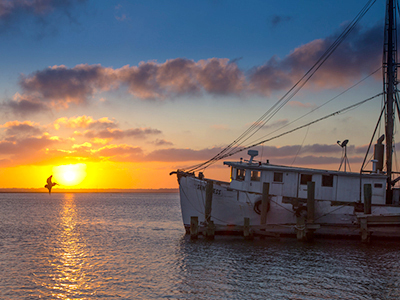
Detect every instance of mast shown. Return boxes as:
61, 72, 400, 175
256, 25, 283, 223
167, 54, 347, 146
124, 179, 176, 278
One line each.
383, 0, 397, 204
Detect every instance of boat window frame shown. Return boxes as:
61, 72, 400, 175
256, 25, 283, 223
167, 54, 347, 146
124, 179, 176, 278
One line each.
236, 168, 245, 181
321, 174, 334, 187
300, 174, 313, 185
273, 172, 283, 183
251, 170, 261, 182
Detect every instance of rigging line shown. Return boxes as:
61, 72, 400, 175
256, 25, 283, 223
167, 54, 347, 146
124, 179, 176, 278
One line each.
249, 67, 382, 147
194, 94, 382, 172
205, 0, 376, 166
185, 0, 377, 173
225, 0, 377, 151
314, 205, 348, 222
291, 125, 310, 166
205, 93, 383, 165
197, 93, 382, 171
358, 103, 385, 172
187, 0, 377, 172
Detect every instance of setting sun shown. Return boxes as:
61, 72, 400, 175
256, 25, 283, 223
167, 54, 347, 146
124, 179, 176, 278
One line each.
53, 164, 87, 187
63, 170, 76, 183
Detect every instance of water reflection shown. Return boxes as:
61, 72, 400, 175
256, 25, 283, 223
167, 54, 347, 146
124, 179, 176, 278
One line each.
174, 237, 400, 299
46, 194, 94, 299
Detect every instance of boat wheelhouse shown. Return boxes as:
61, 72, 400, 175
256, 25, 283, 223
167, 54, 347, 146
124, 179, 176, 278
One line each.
225, 153, 388, 206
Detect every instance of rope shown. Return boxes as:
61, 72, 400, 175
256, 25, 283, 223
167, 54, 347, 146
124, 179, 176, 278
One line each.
314, 205, 348, 222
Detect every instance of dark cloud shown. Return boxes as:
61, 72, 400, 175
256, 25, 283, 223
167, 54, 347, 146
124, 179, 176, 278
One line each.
84, 127, 161, 140
0, 0, 87, 35
144, 147, 225, 162
20, 64, 115, 106
151, 139, 174, 146
54, 115, 118, 130
3, 96, 49, 116
118, 58, 246, 99
250, 23, 382, 94
6, 22, 383, 115
0, 135, 57, 161
95, 145, 143, 158
270, 15, 293, 27
2, 121, 42, 137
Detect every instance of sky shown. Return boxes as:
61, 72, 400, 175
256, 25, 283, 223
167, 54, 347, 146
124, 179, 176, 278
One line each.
0, 0, 395, 189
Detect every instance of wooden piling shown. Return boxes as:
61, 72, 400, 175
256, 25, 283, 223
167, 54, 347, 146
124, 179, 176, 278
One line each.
307, 181, 315, 224
306, 181, 316, 241
360, 218, 370, 243
296, 212, 306, 241
243, 217, 253, 240
205, 180, 213, 223
205, 220, 215, 240
190, 216, 198, 239
260, 182, 270, 225
364, 184, 372, 214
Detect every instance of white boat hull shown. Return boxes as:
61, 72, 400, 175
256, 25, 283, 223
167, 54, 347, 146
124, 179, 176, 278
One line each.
178, 174, 400, 238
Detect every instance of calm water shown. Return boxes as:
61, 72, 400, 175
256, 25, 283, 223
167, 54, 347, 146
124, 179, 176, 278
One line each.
0, 193, 399, 299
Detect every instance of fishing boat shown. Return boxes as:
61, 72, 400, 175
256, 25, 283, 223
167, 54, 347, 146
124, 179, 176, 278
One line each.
171, 0, 400, 241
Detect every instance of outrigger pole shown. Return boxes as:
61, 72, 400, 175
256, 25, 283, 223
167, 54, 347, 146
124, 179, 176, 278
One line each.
383, 0, 398, 204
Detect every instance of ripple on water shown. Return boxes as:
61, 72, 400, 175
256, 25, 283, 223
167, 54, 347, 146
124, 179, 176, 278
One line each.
0, 193, 399, 299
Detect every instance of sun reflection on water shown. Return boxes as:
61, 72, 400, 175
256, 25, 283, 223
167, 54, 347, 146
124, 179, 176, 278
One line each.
47, 193, 94, 299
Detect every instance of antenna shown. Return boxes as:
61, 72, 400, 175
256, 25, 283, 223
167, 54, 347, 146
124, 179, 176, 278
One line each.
338, 139, 351, 172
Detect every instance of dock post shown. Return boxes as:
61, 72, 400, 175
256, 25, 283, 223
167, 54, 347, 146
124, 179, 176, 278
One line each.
306, 181, 315, 241
190, 216, 198, 239
364, 184, 372, 214
296, 211, 306, 241
307, 181, 315, 224
205, 220, 215, 240
260, 182, 270, 225
360, 218, 370, 243
205, 180, 214, 240
243, 217, 253, 240
205, 180, 213, 223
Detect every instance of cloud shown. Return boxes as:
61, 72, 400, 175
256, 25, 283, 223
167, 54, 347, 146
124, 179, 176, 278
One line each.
151, 139, 174, 146
144, 147, 225, 162
84, 127, 161, 141
210, 124, 230, 131
19, 64, 117, 107
94, 144, 143, 158
3, 93, 50, 116
0, 0, 87, 35
270, 15, 293, 27
250, 23, 382, 94
1, 120, 42, 137
0, 134, 59, 166
7, 58, 246, 114
288, 101, 315, 108
4, 23, 383, 115
259, 119, 289, 130
118, 58, 246, 99
54, 115, 117, 130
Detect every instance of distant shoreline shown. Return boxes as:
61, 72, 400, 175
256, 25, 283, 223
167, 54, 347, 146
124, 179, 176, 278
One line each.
0, 188, 179, 193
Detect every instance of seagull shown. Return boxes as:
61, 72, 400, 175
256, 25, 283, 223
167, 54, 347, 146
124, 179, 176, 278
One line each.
45, 175, 58, 194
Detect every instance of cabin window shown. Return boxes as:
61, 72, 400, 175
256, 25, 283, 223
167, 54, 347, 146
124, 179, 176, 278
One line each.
300, 174, 312, 185
236, 169, 245, 181
322, 174, 334, 187
374, 183, 383, 188
273, 172, 283, 183
251, 171, 260, 181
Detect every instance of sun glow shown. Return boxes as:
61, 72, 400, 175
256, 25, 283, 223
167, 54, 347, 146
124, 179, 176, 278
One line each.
53, 164, 87, 187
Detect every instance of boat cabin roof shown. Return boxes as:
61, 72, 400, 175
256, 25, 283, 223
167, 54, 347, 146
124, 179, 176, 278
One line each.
223, 161, 387, 180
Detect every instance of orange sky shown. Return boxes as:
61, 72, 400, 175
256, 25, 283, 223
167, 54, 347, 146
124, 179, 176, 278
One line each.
0, 1, 393, 190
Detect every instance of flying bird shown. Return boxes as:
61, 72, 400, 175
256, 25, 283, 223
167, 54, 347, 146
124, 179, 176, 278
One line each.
45, 175, 58, 194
